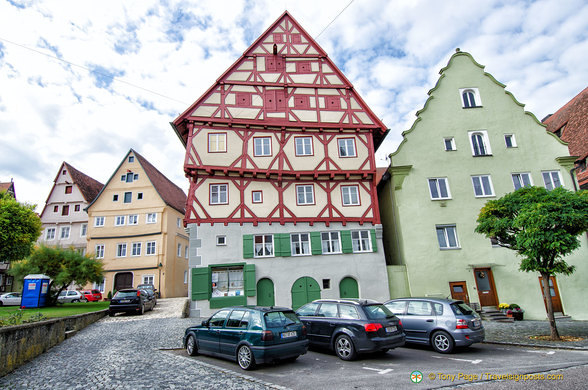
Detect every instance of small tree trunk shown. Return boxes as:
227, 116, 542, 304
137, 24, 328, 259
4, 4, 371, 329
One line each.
541, 272, 560, 341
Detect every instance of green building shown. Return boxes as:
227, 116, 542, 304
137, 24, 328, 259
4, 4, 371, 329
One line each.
379, 49, 587, 320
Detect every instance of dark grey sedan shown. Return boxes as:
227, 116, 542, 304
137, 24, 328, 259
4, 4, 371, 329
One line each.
384, 298, 484, 353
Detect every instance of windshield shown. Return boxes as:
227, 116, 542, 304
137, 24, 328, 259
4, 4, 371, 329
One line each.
451, 302, 475, 316
264, 311, 301, 327
364, 304, 395, 320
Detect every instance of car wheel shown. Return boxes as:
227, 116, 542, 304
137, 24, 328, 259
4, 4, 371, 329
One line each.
237, 345, 256, 370
186, 334, 199, 356
432, 330, 454, 354
140, 304, 145, 315
0, 301, 3, 306
334, 334, 357, 361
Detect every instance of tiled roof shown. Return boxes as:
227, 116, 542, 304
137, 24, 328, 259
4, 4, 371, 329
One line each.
133, 150, 187, 214
0, 181, 15, 198
63, 162, 104, 203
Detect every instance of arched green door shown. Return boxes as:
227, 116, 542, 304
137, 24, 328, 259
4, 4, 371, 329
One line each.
339, 277, 359, 298
257, 278, 275, 307
291, 277, 321, 310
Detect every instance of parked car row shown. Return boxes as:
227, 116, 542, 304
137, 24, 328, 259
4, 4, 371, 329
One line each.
183, 297, 485, 371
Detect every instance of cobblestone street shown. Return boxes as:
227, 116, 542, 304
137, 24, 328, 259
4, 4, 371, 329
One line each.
0, 299, 278, 390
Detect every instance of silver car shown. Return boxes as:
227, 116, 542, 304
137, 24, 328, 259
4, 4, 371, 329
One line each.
57, 290, 87, 303
384, 298, 484, 353
0, 292, 22, 306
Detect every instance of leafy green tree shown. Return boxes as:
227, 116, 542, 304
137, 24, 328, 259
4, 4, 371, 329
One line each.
476, 186, 588, 340
0, 191, 42, 263
9, 245, 104, 306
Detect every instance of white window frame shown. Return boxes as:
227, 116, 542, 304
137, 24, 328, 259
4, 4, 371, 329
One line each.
210, 184, 228, 205
80, 223, 87, 237
131, 242, 142, 257
93, 278, 105, 293
116, 243, 127, 257
459, 88, 482, 108
143, 275, 154, 285
338, 138, 357, 158
94, 216, 105, 227
296, 184, 315, 205
177, 218, 182, 228
95, 244, 105, 259
341, 185, 360, 206
468, 130, 492, 156
295, 137, 313, 156
512, 172, 533, 190
471, 175, 495, 197
128, 214, 138, 225
504, 134, 517, 148
351, 230, 371, 253
184, 271, 188, 284
45, 227, 56, 240
321, 232, 341, 254
436, 225, 460, 250
146, 213, 157, 224
123, 191, 132, 203
428, 178, 451, 200
254, 234, 274, 258
115, 215, 126, 226
185, 246, 189, 258
252, 190, 263, 203
444, 137, 456, 151
254, 137, 272, 156
542, 171, 563, 191
208, 133, 227, 153
291, 233, 311, 256
146, 241, 156, 255
60, 226, 70, 239
177, 243, 182, 257
216, 235, 227, 246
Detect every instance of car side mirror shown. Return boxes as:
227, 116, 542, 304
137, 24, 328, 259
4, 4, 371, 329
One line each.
202, 320, 209, 327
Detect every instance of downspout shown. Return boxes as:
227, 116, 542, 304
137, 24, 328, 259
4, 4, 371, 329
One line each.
569, 167, 578, 192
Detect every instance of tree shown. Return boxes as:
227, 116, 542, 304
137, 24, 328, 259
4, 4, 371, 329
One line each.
9, 245, 104, 306
475, 186, 588, 340
0, 191, 42, 263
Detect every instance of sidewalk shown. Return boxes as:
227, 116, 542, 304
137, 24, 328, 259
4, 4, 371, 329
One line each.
483, 319, 588, 349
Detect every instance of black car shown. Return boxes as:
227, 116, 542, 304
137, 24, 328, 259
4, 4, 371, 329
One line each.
108, 289, 155, 316
137, 283, 157, 305
183, 306, 308, 370
296, 298, 405, 360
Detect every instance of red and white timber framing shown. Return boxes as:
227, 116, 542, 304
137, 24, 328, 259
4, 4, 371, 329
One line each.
172, 11, 388, 227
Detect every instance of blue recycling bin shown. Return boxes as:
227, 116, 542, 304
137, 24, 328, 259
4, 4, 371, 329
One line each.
21, 274, 51, 308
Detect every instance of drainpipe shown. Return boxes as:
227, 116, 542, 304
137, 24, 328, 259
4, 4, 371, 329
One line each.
569, 167, 578, 192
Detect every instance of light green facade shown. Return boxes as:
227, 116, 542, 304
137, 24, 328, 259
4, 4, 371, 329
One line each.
380, 50, 587, 320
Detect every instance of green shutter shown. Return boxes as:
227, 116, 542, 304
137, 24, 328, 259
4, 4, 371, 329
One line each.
370, 229, 378, 252
243, 235, 253, 258
278, 233, 291, 257
244, 264, 256, 297
341, 230, 353, 253
310, 232, 322, 255
191, 267, 210, 301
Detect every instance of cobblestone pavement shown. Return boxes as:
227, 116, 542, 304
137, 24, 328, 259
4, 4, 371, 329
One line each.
0, 298, 281, 390
483, 319, 588, 349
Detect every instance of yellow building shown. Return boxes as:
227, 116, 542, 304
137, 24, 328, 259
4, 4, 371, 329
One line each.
86, 149, 188, 298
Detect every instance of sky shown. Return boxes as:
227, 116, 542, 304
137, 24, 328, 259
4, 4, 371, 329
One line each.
0, 0, 587, 211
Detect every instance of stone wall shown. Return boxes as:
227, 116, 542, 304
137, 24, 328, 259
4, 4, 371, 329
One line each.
0, 310, 107, 377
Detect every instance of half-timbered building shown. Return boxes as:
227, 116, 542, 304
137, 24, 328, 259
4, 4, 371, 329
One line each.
172, 12, 390, 316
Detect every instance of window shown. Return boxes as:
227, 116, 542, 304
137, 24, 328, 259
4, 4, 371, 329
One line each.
210, 184, 228, 205
322, 279, 331, 289
469, 131, 492, 156
252, 191, 263, 203
61, 205, 69, 216
184, 271, 188, 284
120, 175, 125, 182
211, 266, 244, 297
113, 194, 119, 201
146, 213, 157, 224
115, 216, 126, 226
254, 137, 272, 156
65, 185, 72, 194
338, 138, 356, 157
128, 214, 138, 225
80, 224, 87, 237
146, 241, 156, 255
62, 170, 66, 175
295, 137, 313, 156
217, 235, 227, 246
504, 134, 517, 148
45, 228, 56, 240
428, 178, 451, 200
95, 245, 105, 259
53, 205, 58, 212
512, 173, 532, 190
542, 171, 562, 190
296, 185, 314, 205
143, 275, 154, 284
254, 235, 274, 258
339, 304, 360, 319
471, 175, 494, 197
185, 246, 189, 258
124, 192, 132, 203
317, 303, 338, 318
94, 216, 105, 227
460, 88, 482, 108
177, 218, 182, 228
128, 156, 135, 163
94, 278, 105, 293
60, 226, 70, 239
436, 225, 459, 249
321, 232, 341, 254
208, 133, 227, 153
291, 233, 311, 256
407, 300, 434, 316
131, 243, 142, 256
138, 192, 143, 200
125, 172, 134, 183
351, 230, 371, 252
117, 243, 127, 257
341, 185, 360, 206
177, 243, 182, 257
74, 205, 80, 212
444, 137, 456, 151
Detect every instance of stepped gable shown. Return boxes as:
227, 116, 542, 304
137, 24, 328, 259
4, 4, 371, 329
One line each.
133, 150, 187, 214
63, 162, 104, 203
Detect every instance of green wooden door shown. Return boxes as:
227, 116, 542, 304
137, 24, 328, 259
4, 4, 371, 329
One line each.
291, 277, 321, 310
256, 278, 275, 307
339, 277, 359, 298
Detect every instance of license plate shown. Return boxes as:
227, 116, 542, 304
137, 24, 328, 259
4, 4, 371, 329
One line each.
120, 299, 131, 303
281, 331, 297, 338
386, 326, 397, 333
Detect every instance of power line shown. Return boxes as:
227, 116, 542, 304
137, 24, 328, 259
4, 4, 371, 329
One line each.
0, 36, 189, 106
315, 0, 355, 39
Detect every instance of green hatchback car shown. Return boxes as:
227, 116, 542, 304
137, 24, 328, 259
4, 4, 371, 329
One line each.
183, 306, 309, 370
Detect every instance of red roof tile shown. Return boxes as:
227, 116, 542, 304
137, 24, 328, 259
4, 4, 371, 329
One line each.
63, 162, 104, 203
